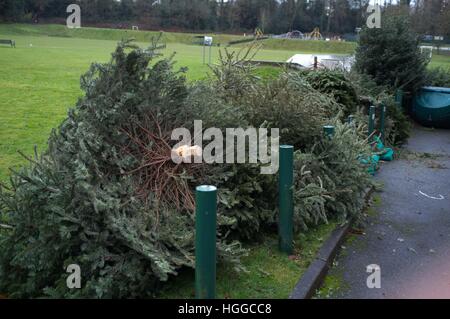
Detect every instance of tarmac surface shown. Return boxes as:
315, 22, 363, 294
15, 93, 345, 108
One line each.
323, 125, 450, 299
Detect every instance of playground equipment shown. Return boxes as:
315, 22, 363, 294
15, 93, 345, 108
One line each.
306, 27, 323, 40
254, 27, 264, 38
273, 30, 305, 40
288, 30, 304, 39
412, 87, 450, 128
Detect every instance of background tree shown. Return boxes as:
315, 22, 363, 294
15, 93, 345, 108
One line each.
0, 0, 26, 21
355, 10, 429, 93
0, 0, 448, 37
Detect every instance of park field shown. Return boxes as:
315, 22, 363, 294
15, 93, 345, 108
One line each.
0, 35, 295, 181
0, 37, 296, 182
0, 24, 450, 181
0, 23, 357, 53
0, 25, 353, 182
0, 24, 449, 183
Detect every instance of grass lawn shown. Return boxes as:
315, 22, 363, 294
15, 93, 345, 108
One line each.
0, 23, 356, 54
1, 31, 448, 182
428, 53, 450, 69
1, 24, 448, 183
0, 34, 301, 182
0, 23, 245, 46
159, 221, 337, 299
0, 26, 353, 182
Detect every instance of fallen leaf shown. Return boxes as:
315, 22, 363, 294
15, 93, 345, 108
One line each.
350, 228, 365, 235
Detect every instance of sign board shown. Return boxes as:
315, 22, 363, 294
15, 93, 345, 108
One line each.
204, 36, 213, 46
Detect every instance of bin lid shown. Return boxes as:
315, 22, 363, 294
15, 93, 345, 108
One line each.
421, 86, 450, 94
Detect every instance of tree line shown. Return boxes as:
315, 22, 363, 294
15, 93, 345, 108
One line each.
0, 0, 449, 37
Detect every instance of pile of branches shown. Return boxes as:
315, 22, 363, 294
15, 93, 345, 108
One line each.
302, 69, 359, 117
0, 40, 244, 298
121, 112, 204, 211
293, 121, 374, 230
0, 40, 378, 298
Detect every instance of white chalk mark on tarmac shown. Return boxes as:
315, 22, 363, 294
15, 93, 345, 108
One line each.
419, 190, 445, 200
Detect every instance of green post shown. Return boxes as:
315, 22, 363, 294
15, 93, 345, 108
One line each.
368, 105, 376, 138
347, 115, 355, 124
195, 185, 217, 299
380, 104, 387, 143
279, 145, 294, 255
395, 90, 403, 108
323, 125, 335, 138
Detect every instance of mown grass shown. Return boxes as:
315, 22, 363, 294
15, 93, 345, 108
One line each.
0, 23, 356, 53
1, 25, 449, 182
0, 33, 302, 181
0, 23, 244, 46
428, 53, 450, 69
159, 221, 337, 299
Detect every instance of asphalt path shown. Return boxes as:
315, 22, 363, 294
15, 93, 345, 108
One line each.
323, 125, 450, 299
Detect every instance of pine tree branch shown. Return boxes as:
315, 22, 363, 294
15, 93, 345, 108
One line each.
0, 224, 13, 230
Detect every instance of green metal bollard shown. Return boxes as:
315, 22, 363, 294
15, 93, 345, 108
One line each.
195, 185, 217, 299
368, 106, 376, 138
323, 125, 335, 138
380, 104, 387, 143
347, 115, 355, 124
279, 145, 294, 255
395, 90, 403, 108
